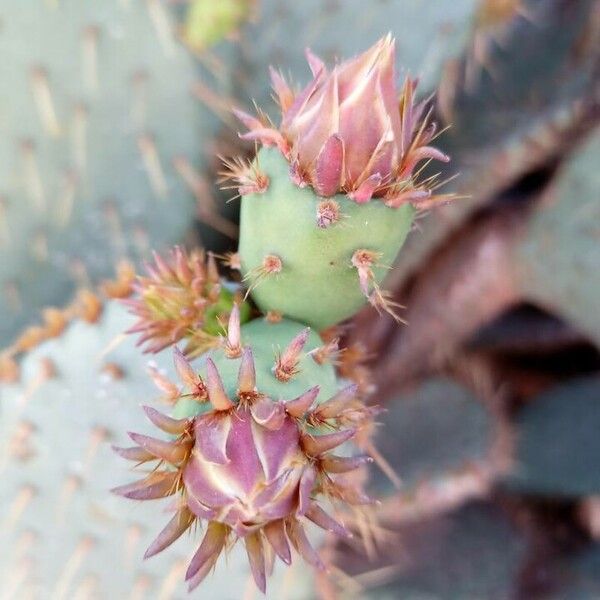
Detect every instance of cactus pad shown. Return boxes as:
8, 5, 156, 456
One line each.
0, 302, 317, 598
0, 1, 225, 345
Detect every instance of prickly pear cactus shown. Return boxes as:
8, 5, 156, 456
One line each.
109, 35, 461, 595
0, 0, 227, 345
2, 36, 462, 596
516, 131, 600, 346
508, 376, 600, 497
0, 302, 316, 599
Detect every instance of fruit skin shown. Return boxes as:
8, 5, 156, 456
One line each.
173, 316, 339, 419
239, 147, 414, 330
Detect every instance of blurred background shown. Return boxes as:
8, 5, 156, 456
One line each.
0, 0, 599, 598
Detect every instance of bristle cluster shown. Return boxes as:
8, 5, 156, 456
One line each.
235, 35, 450, 206
114, 337, 376, 593
124, 247, 242, 356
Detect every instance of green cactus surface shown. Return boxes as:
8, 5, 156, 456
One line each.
0, 302, 317, 599
516, 132, 600, 346
372, 378, 497, 494
364, 502, 526, 600
507, 376, 600, 497
173, 316, 339, 419
239, 148, 415, 330
0, 0, 228, 345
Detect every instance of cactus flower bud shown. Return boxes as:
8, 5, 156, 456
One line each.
114, 324, 375, 592
236, 34, 449, 206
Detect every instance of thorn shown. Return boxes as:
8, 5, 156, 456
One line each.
309, 337, 340, 365
82, 25, 100, 93
273, 328, 310, 382
145, 0, 176, 56
237, 347, 257, 396
138, 134, 168, 199
2, 485, 35, 533
351, 249, 383, 298
20, 140, 45, 211
205, 358, 235, 410
285, 386, 320, 418
243, 254, 282, 297
56, 169, 78, 227
219, 155, 270, 197
52, 536, 95, 600
131, 70, 149, 128
56, 474, 82, 523
124, 523, 143, 566
301, 429, 356, 456
30, 66, 61, 136
84, 425, 109, 470
72, 103, 88, 174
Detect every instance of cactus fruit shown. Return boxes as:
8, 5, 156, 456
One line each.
116, 313, 376, 592
0, 301, 318, 599
0, 0, 231, 345
234, 37, 449, 328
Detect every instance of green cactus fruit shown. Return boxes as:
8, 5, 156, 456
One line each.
0, 301, 318, 599
238, 148, 414, 330
172, 314, 340, 419
515, 131, 600, 346
507, 376, 600, 497
0, 0, 230, 345
233, 38, 450, 330
183, 0, 254, 51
